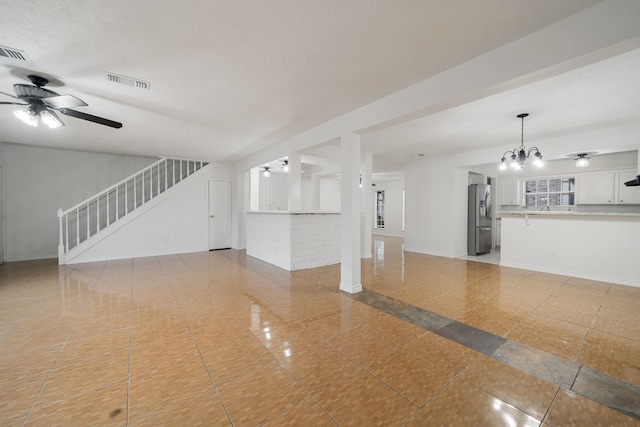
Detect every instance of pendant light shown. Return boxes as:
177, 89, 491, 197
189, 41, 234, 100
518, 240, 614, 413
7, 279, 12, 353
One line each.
262, 167, 271, 178
499, 113, 543, 170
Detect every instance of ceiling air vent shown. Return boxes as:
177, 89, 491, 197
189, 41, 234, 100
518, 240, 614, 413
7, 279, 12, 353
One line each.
105, 72, 150, 90
0, 45, 31, 62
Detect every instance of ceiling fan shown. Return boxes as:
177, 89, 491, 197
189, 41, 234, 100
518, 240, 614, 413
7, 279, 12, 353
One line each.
0, 74, 122, 129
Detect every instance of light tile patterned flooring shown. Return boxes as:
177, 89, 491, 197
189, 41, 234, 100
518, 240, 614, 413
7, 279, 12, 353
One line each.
0, 236, 638, 426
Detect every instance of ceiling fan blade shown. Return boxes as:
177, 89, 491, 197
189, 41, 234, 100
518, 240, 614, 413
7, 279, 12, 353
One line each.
42, 94, 88, 109
0, 90, 22, 100
0, 101, 28, 105
59, 108, 122, 128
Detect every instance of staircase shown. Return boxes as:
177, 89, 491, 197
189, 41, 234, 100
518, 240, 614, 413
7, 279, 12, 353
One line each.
57, 158, 209, 264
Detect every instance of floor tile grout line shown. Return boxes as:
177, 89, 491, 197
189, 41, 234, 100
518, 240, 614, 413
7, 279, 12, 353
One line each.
541, 386, 563, 425
125, 258, 133, 427
302, 317, 453, 416
169, 254, 235, 426
570, 365, 583, 390
350, 287, 640, 421
20, 260, 107, 427
213, 259, 355, 425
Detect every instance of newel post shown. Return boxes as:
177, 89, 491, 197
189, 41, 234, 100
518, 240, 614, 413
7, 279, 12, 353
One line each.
57, 208, 65, 265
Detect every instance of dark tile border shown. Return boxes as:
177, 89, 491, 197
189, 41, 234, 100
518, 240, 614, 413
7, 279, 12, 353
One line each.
436, 321, 507, 356
347, 288, 640, 421
572, 366, 640, 420
491, 340, 580, 390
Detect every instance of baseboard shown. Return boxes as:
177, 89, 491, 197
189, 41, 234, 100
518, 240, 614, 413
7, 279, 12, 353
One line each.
499, 260, 640, 288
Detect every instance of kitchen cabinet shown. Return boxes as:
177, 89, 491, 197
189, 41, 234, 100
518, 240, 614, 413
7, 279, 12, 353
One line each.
500, 178, 520, 205
576, 172, 615, 204
576, 170, 640, 205
618, 170, 640, 204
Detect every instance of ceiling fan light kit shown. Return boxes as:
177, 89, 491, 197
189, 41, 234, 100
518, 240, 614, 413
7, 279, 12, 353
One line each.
0, 74, 122, 129
14, 108, 39, 127
499, 113, 543, 170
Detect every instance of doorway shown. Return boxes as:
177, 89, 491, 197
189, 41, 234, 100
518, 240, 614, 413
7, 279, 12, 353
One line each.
209, 180, 232, 250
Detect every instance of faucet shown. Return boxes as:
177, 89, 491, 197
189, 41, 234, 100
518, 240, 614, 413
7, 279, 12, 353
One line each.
540, 206, 550, 211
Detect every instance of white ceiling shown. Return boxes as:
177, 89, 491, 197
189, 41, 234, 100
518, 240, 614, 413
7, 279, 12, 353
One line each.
1, 0, 638, 176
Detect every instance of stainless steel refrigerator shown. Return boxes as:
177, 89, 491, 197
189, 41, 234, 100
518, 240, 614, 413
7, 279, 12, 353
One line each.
467, 184, 492, 256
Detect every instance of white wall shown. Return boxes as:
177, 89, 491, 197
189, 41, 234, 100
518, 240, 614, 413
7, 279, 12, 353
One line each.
0, 143, 157, 261
260, 172, 288, 210
404, 158, 460, 257
371, 179, 404, 237
319, 178, 340, 211
258, 172, 341, 212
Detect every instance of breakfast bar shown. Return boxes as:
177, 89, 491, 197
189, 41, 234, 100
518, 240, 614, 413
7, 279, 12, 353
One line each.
500, 211, 640, 287
246, 211, 341, 271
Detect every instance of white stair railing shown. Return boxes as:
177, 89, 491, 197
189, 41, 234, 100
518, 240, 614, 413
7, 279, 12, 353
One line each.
58, 158, 208, 261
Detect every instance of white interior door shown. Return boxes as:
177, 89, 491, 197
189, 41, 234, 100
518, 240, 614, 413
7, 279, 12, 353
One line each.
209, 180, 232, 250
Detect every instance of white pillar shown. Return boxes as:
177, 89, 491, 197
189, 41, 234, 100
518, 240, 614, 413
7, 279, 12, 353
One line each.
232, 170, 249, 250
250, 168, 260, 211
340, 134, 362, 294
57, 208, 65, 265
287, 152, 302, 211
360, 152, 373, 259
311, 174, 320, 210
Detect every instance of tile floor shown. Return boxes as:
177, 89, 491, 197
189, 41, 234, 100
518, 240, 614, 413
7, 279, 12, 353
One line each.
1, 236, 639, 426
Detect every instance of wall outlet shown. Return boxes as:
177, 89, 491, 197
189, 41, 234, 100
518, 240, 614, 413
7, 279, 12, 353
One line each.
164, 237, 170, 244
551, 250, 556, 259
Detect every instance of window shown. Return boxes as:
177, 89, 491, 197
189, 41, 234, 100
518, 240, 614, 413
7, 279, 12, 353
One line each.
525, 177, 575, 207
375, 190, 385, 229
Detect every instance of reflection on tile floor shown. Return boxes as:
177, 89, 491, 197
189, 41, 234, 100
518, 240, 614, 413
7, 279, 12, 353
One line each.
1, 236, 639, 426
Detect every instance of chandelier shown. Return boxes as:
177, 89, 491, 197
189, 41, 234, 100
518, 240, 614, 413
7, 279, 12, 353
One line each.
499, 113, 542, 170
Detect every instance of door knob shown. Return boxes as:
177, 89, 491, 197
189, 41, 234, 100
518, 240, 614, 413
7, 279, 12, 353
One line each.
210, 215, 215, 218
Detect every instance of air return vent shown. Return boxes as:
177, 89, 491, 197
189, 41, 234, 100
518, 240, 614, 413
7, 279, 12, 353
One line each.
0, 45, 31, 62
105, 72, 150, 90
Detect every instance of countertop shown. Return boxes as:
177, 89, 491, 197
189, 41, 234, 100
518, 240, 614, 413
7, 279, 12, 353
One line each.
498, 210, 640, 217
247, 210, 340, 215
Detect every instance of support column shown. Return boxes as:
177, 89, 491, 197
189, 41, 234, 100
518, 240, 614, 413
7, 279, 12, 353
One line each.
361, 152, 373, 259
311, 174, 320, 210
287, 152, 302, 211
232, 170, 249, 250
340, 133, 362, 294
249, 167, 260, 211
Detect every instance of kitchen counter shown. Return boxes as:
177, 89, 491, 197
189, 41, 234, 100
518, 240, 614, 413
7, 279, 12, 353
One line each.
247, 210, 340, 215
499, 210, 640, 217
499, 213, 639, 287
246, 211, 340, 271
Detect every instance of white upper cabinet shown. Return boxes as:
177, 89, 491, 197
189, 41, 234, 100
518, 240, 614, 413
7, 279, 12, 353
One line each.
500, 178, 520, 205
576, 169, 640, 205
576, 172, 615, 204
618, 170, 640, 204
